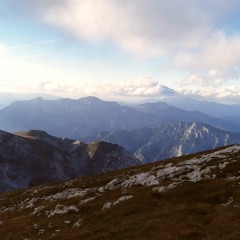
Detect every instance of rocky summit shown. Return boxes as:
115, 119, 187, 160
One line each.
0, 130, 140, 192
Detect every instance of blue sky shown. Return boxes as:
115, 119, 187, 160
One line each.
0, 0, 240, 102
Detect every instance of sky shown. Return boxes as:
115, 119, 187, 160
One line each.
0, 0, 240, 103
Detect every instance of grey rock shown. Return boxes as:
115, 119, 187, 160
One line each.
0, 130, 140, 192
82, 122, 240, 163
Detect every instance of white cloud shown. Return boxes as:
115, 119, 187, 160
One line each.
181, 68, 239, 88
182, 70, 240, 91
38, 81, 75, 93
117, 77, 176, 96
6, 0, 240, 95
1, 44, 172, 98
180, 86, 240, 102
173, 33, 240, 70
174, 32, 240, 88
13, 0, 240, 58
78, 78, 240, 103
66, 76, 176, 98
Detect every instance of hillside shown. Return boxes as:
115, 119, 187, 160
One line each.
0, 145, 240, 239
82, 122, 240, 162
0, 130, 139, 192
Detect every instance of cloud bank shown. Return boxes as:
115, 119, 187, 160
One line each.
14, 2, 239, 51
7, 0, 240, 99
38, 76, 240, 103
14, 1, 240, 84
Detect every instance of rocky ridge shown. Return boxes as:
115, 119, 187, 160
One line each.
0, 130, 140, 192
83, 122, 240, 162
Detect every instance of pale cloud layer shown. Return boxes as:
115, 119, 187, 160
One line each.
14, 0, 240, 85
175, 33, 240, 86
4, 0, 240, 101
38, 76, 240, 103
16, 0, 240, 57
173, 33, 240, 70
40, 76, 175, 98
180, 87, 240, 103
106, 77, 176, 97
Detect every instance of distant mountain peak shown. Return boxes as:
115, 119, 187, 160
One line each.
79, 96, 103, 104
80, 96, 101, 101
32, 97, 44, 101
77, 96, 120, 108
24, 97, 46, 104
158, 84, 177, 95
137, 101, 169, 112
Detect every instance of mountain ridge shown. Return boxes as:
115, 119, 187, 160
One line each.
0, 96, 239, 138
82, 122, 240, 163
0, 129, 140, 192
162, 95, 240, 117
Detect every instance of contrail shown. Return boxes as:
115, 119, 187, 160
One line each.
7, 39, 57, 50
6, 52, 54, 61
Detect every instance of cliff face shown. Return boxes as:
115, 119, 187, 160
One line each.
0, 130, 140, 192
83, 122, 240, 163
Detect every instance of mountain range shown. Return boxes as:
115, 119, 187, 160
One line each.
1, 122, 239, 193
0, 96, 239, 139
0, 130, 139, 192
1, 144, 240, 239
1, 95, 240, 192
82, 122, 240, 163
0, 92, 59, 109
162, 95, 240, 117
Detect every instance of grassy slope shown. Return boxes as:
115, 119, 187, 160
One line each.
0, 146, 240, 240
